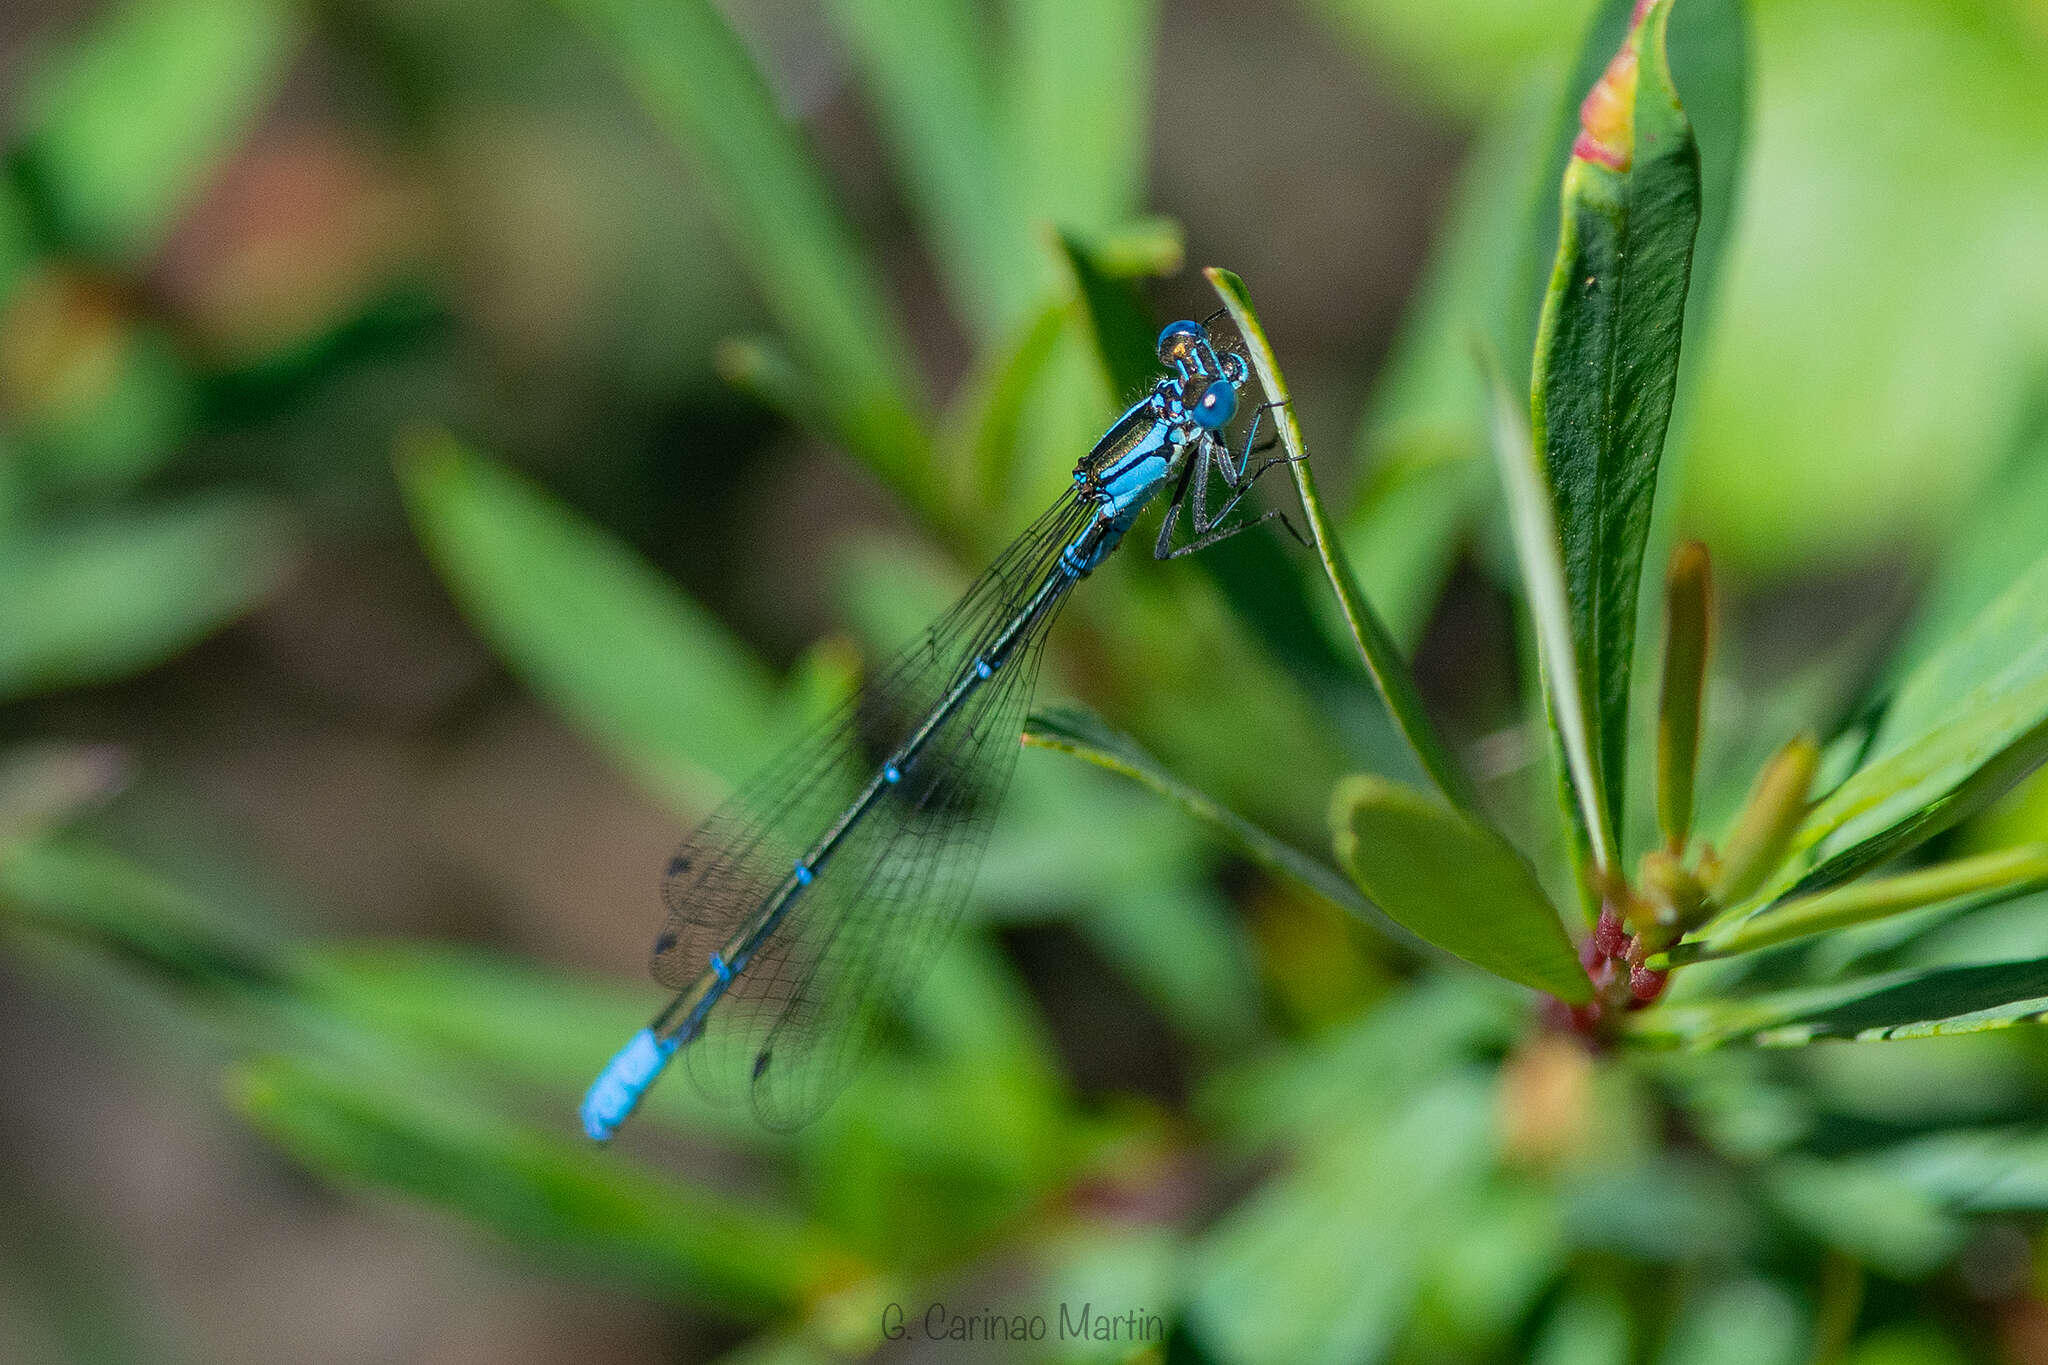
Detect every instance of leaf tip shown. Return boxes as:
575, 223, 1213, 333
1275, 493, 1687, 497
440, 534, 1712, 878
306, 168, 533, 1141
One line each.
1656, 539, 1714, 851
392, 424, 464, 494
1710, 732, 1821, 907
1571, 0, 1670, 173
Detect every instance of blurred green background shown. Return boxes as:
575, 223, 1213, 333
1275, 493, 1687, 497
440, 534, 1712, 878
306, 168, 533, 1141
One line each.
4, 0, 2048, 1361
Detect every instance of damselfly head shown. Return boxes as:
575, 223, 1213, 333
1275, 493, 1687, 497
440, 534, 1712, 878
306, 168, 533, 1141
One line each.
1155, 319, 1207, 368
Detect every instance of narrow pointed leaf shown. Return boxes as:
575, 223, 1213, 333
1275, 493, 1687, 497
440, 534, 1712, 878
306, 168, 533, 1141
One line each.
1187, 1073, 1498, 1365
1486, 365, 1614, 871
1004, 0, 1156, 244
550, 0, 928, 496
0, 837, 284, 996
0, 496, 292, 701
14, 0, 298, 262
1056, 229, 1166, 402
1866, 547, 2048, 771
1023, 704, 1378, 927
1635, 955, 2048, 1049
1884, 394, 2048, 686
227, 1055, 871, 1313
1772, 551, 2048, 899
397, 432, 781, 807
1710, 735, 1818, 907
1656, 540, 1711, 851
1530, 0, 1702, 848
1339, 0, 1746, 655
940, 299, 1067, 512
1785, 692, 2048, 901
820, 0, 1022, 325
715, 336, 829, 439
1679, 847, 2048, 961
1207, 268, 1479, 815
1331, 775, 1591, 1001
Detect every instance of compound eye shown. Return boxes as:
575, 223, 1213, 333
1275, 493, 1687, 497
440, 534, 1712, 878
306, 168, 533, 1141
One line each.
1156, 319, 1204, 365
1192, 378, 1237, 430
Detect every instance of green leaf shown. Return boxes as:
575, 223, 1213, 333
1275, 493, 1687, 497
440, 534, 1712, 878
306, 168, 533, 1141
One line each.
1206, 267, 1478, 815
1531, 1285, 1632, 1365
1884, 391, 2048, 687
1339, 74, 1554, 650
1864, 1127, 2048, 1214
550, 0, 928, 498
1485, 363, 1613, 872
1002, 0, 1156, 244
396, 431, 782, 808
1678, 847, 2048, 962
1340, 0, 1745, 653
1559, 1150, 1759, 1260
1709, 735, 1818, 908
819, 0, 1037, 331
1198, 974, 1524, 1150
1529, 0, 1702, 851
13, 0, 297, 262
1656, 541, 1711, 851
301, 942, 777, 1150
1022, 704, 1377, 927
1776, 552, 2048, 897
1307, 0, 1597, 118
1868, 547, 2048, 771
0, 837, 283, 996
1763, 1156, 1964, 1279
1330, 775, 1590, 1001
0, 496, 291, 701
226, 1054, 874, 1314
1187, 1072, 1498, 1365
1418, 1180, 1567, 1347
1056, 229, 1161, 401
938, 299, 1067, 515
1792, 700, 2048, 903
1636, 955, 2048, 1049
1657, 1280, 1808, 1365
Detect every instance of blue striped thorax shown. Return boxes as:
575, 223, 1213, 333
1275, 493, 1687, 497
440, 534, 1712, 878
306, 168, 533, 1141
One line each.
1070, 318, 1249, 531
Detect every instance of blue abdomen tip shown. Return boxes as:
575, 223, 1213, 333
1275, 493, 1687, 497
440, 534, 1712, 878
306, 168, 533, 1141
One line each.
580, 1028, 679, 1142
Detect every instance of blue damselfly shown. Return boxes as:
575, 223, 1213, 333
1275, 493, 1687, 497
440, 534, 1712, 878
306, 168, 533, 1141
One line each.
582, 315, 1299, 1137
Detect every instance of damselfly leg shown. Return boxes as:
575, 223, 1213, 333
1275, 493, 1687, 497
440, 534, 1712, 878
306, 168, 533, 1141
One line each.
1153, 398, 1309, 560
